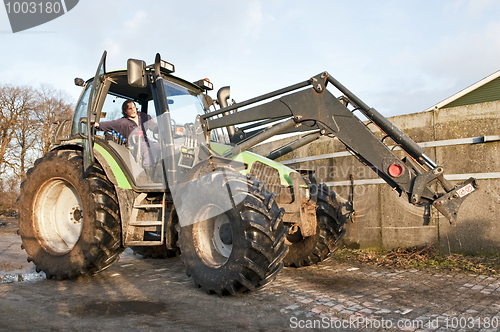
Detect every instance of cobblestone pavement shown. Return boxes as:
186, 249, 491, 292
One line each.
266, 263, 500, 331
1, 232, 500, 331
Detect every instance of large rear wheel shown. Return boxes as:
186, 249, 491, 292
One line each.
178, 170, 288, 295
19, 150, 123, 279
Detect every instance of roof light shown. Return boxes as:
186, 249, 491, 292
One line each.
160, 60, 175, 73
194, 78, 213, 91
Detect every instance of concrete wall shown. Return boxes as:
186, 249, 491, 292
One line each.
252, 101, 500, 255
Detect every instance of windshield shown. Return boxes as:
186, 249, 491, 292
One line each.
162, 80, 205, 124
71, 82, 92, 136
155, 79, 209, 192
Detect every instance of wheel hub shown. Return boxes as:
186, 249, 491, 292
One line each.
32, 179, 84, 255
72, 208, 82, 222
192, 205, 233, 268
219, 223, 232, 245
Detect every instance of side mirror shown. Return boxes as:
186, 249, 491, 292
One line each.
74, 77, 84, 87
127, 59, 147, 88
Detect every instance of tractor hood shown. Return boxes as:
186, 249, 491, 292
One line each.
210, 142, 296, 187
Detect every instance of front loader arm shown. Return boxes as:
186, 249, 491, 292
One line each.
201, 72, 477, 224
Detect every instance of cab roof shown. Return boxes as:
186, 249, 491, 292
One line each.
85, 68, 204, 102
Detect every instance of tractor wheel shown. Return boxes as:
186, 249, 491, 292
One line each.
283, 183, 346, 267
178, 171, 288, 295
19, 150, 124, 279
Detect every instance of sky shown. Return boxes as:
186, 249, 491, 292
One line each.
1, 0, 500, 117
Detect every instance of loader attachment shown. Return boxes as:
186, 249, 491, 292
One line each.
432, 178, 477, 225
201, 72, 478, 224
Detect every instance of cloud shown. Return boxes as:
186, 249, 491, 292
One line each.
126, 11, 147, 30
244, 1, 264, 42
2, 0, 500, 117
466, 0, 497, 17
402, 21, 500, 90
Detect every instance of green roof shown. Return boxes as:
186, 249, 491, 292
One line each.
426, 69, 500, 110
444, 76, 500, 108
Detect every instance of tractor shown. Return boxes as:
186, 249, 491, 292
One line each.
19, 51, 477, 295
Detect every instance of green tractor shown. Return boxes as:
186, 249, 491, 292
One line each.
19, 51, 476, 295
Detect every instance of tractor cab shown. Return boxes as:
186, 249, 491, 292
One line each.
70, 52, 211, 190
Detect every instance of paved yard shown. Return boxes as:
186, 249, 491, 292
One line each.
1, 229, 499, 331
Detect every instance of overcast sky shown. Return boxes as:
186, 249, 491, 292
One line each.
1, 0, 500, 117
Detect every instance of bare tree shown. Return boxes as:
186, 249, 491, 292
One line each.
0, 176, 20, 215
12, 98, 39, 181
0, 83, 74, 211
35, 84, 73, 156
0, 85, 36, 178
6, 84, 74, 181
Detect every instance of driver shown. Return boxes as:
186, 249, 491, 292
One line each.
95, 99, 159, 168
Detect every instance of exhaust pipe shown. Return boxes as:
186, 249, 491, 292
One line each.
216, 86, 236, 140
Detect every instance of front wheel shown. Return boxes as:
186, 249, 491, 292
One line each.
19, 150, 124, 279
178, 170, 288, 295
283, 183, 346, 267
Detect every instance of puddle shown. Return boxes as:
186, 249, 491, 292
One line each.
70, 300, 167, 317
0, 271, 45, 283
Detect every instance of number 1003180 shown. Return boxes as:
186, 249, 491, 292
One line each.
5, 2, 62, 14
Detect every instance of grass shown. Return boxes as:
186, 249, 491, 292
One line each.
333, 245, 500, 275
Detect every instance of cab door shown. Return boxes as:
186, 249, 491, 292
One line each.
83, 51, 107, 171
